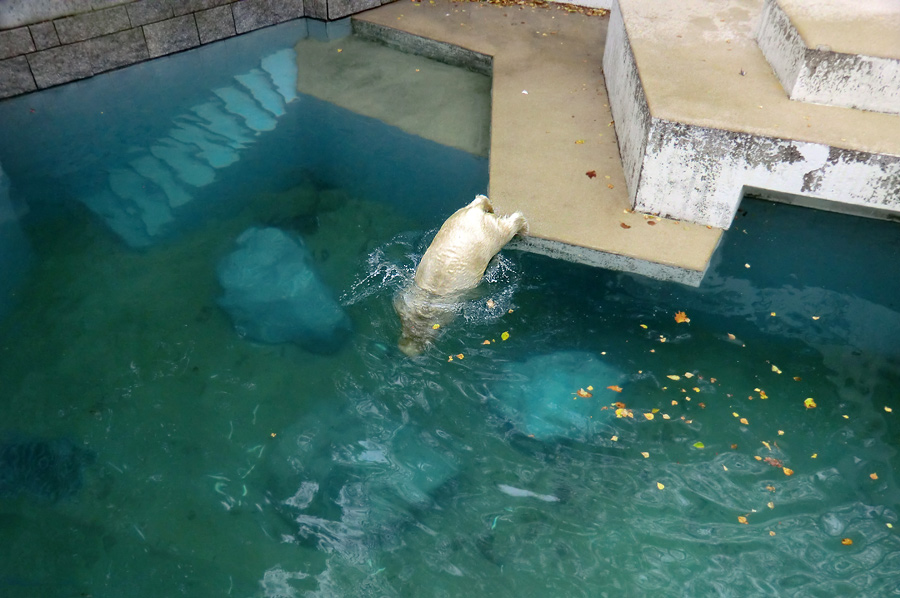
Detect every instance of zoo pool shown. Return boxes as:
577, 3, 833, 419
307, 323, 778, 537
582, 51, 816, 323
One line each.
1, 18, 900, 598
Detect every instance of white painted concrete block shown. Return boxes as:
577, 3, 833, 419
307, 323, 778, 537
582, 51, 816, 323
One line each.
756, 0, 900, 115
235, 69, 287, 118
212, 86, 278, 132
190, 102, 255, 148
150, 139, 217, 187
260, 48, 298, 103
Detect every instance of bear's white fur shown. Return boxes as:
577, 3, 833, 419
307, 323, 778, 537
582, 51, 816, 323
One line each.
394, 195, 527, 356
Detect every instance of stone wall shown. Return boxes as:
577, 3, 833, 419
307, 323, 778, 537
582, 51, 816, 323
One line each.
0, 0, 391, 99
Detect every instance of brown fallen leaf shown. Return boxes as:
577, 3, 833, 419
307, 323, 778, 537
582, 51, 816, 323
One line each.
607, 385, 623, 392
620, 222, 631, 229
586, 170, 597, 179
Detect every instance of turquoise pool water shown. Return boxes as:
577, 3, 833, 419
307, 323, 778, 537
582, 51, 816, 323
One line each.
1, 19, 900, 598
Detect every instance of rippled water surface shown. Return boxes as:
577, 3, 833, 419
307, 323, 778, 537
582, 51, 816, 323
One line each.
1, 19, 900, 598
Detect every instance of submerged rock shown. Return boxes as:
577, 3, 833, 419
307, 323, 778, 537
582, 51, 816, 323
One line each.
0, 437, 95, 502
491, 351, 626, 442
216, 227, 351, 353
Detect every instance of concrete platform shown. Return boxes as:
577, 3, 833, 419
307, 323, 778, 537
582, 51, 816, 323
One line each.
352, 0, 723, 285
756, 0, 900, 114
605, 0, 900, 230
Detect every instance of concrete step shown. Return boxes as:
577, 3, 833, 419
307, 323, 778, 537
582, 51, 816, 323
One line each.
353, 0, 722, 286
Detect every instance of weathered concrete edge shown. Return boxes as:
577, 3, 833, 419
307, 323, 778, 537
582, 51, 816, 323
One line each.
509, 236, 709, 287
756, 0, 900, 115
601, 0, 649, 207
632, 118, 900, 229
350, 19, 491, 76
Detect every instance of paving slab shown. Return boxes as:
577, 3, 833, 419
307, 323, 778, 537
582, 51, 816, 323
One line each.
354, 0, 723, 285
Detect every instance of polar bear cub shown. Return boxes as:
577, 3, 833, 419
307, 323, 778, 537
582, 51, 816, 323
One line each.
394, 195, 527, 356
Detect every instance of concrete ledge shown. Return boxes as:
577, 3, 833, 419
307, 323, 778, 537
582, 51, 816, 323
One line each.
355, 0, 723, 285
510, 236, 708, 286
756, 0, 900, 115
352, 19, 491, 76
604, 0, 900, 229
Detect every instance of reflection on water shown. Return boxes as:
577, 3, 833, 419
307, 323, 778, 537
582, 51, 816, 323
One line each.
1, 19, 899, 598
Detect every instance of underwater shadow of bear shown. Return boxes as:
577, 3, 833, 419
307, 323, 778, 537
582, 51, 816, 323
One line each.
393, 195, 527, 356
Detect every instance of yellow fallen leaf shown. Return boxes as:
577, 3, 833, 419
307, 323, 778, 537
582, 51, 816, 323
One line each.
769, 530, 776, 536
841, 538, 853, 546
432, 324, 440, 329
644, 412, 654, 420
777, 430, 784, 435
811, 453, 817, 458
870, 472, 879, 480
674, 311, 690, 323
812, 316, 820, 320
575, 139, 585, 144
486, 299, 496, 308
662, 414, 671, 419
767, 502, 774, 509
611, 435, 618, 441
885, 407, 893, 413
671, 400, 678, 406
783, 467, 794, 476
587, 385, 594, 391
640, 324, 648, 329
684, 372, 694, 379
762, 441, 771, 450
576, 388, 592, 398
657, 482, 665, 490
501, 331, 510, 341
738, 515, 748, 525
759, 390, 769, 399
641, 451, 650, 458
804, 398, 817, 409
607, 385, 623, 393
482, 340, 491, 345
667, 375, 681, 381
740, 418, 749, 425
770, 312, 777, 317
456, 353, 464, 360
732, 412, 740, 418
727, 333, 736, 340
771, 365, 782, 374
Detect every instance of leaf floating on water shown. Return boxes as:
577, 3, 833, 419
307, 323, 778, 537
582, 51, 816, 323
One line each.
607, 385, 623, 393
793, 376, 802, 382
456, 354, 464, 360
783, 467, 794, 476
432, 324, 440, 330
771, 365, 782, 374
641, 451, 650, 458
740, 418, 749, 425
738, 515, 748, 525
640, 324, 648, 329
501, 331, 510, 341
693, 441, 705, 448
575, 388, 592, 398
667, 375, 681, 381
657, 482, 665, 490
674, 311, 690, 323
482, 340, 491, 345
764, 456, 783, 468
486, 299, 496, 308
885, 407, 893, 413
727, 333, 737, 340
643, 413, 654, 421
841, 538, 853, 546
870, 472, 879, 480
586, 170, 597, 179
804, 398, 817, 409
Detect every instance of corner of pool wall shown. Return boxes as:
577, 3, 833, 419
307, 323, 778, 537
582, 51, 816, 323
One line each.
509, 236, 711, 287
